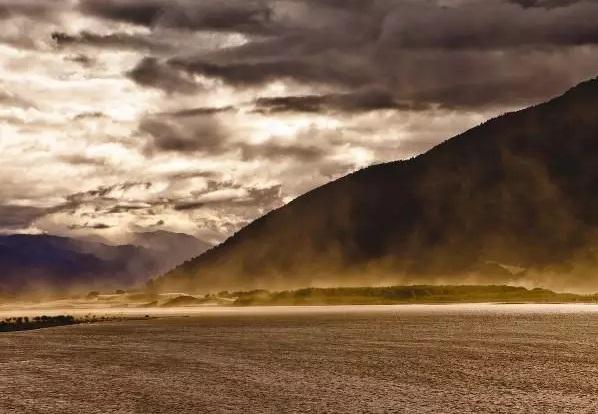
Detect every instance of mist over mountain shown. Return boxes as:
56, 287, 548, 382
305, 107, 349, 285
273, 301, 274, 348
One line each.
0, 231, 210, 298
127, 230, 212, 275
155, 77, 598, 294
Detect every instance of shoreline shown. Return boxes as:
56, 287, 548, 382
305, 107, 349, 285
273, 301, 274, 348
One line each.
0, 315, 77, 333
5, 302, 598, 322
3, 285, 597, 309
0, 314, 153, 333
3, 285, 598, 321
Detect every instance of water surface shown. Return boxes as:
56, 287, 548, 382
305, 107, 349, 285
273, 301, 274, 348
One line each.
1, 304, 598, 413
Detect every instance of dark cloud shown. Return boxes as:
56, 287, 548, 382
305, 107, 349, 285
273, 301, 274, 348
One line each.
509, 0, 588, 9
64, 54, 95, 67
127, 57, 199, 94
4, 0, 598, 110
173, 201, 205, 211
106, 204, 148, 214
114, 0, 598, 109
0, 205, 48, 230
68, 222, 112, 230
402, 76, 560, 111
0, 0, 63, 21
253, 90, 428, 114
168, 57, 371, 89
52, 31, 171, 52
173, 183, 283, 211
378, 1, 598, 50
139, 114, 229, 154
79, 0, 274, 34
157, 106, 235, 118
140, 104, 333, 161
78, 0, 164, 26
73, 111, 108, 121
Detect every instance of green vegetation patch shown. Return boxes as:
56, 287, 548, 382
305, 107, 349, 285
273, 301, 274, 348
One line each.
232, 285, 598, 306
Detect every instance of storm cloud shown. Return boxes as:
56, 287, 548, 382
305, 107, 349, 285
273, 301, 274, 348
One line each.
79, 0, 275, 34
52, 31, 172, 52
252, 90, 428, 114
89, 0, 598, 109
0, 0, 597, 242
127, 57, 200, 94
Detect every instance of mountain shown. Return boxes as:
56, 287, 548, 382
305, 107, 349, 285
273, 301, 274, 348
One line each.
128, 230, 212, 275
0, 232, 210, 298
155, 77, 598, 293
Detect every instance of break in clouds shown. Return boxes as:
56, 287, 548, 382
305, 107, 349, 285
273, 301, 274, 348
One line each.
1, 0, 598, 243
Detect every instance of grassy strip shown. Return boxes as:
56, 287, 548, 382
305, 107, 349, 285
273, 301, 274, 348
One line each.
229, 285, 598, 306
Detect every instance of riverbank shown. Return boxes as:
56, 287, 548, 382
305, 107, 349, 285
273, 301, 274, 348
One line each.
0, 315, 78, 332
0, 314, 152, 332
229, 285, 598, 306
2, 285, 597, 315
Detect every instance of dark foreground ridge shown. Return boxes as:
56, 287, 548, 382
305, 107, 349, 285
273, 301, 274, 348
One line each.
156, 76, 598, 293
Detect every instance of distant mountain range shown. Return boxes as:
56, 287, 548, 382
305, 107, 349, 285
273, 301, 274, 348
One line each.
0, 231, 210, 298
155, 77, 598, 293
127, 230, 212, 270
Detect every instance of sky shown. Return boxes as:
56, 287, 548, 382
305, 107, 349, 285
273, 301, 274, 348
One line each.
1, 0, 598, 244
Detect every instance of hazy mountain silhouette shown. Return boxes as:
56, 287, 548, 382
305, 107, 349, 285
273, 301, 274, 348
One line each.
0, 231, 210, 298
128, 230, 212, 276
156, 77, 598, 293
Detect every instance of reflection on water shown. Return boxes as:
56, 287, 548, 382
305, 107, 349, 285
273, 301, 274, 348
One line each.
1, 304, 598, 413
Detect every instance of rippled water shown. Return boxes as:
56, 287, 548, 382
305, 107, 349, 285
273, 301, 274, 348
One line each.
2, 304, 598, 413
